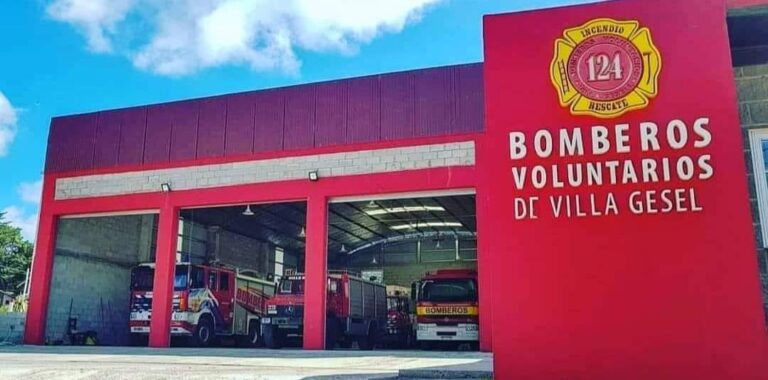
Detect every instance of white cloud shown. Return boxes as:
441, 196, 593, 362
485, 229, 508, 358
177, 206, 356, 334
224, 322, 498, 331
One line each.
46, 0, 443, 76
46, 0, 135, 53
2, 206, 38, 242
18, 179, 43, 205
0, 91, 18, 158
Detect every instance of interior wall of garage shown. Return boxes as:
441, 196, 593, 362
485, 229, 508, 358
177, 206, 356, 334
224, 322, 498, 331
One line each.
45, 215, 157, 345
337, 239, 477, 287
177, 215, 301, 278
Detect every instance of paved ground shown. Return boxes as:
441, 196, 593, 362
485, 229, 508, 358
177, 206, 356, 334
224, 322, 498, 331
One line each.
0, 346, 492, 380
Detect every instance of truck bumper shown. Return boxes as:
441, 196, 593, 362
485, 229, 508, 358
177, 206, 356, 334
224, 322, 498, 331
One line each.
416, 323, 479, 341
130, 312, 194, 335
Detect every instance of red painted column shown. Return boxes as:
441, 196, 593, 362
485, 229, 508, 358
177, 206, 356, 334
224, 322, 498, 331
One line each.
148, 198, 179, 348
23, 215, 58, 344
475, 154, 493, 352
24, 176, 58, 345
303, 195, 329, 350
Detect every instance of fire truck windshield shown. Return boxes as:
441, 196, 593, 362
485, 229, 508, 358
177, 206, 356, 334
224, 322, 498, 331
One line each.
420, 279, 478, 303
130, 265, 192, 291
278, 278, 305, 294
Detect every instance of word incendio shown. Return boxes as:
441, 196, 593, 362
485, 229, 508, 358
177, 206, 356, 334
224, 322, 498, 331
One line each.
509, 118, 714, 220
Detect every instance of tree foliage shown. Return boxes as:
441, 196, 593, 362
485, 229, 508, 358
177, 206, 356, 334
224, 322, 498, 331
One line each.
0, 212, 33, 294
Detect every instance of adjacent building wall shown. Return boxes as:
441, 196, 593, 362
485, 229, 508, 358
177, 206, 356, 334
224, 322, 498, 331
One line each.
736, 63, 768, 320
45, 215, 156, 345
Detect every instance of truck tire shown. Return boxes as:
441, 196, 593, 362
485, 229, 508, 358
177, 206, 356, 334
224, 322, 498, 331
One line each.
325, 316, 339, 350
357, 323, 376, 350
263, 325, 283, 349
419, 340, 433, 350
129, 334, 148, 347
193, 315, 215, 347
243, 320, 262, 348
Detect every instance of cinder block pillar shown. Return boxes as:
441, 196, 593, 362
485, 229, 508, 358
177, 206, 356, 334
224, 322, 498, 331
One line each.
149, 199, 179, 348
303, 195, 329, 350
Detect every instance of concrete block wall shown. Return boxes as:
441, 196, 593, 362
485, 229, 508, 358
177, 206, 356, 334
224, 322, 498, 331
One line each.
735, 63, 768, 321
0, 312, 25, 344
54, 141, 476, 200
214, 228, 273, 275
45, 215, 156, 346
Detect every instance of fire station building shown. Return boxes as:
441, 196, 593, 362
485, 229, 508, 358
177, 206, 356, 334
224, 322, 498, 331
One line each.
24, 0, 768, 378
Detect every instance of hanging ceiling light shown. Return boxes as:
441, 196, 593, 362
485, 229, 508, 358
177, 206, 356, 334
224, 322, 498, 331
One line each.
242, 205, 255, 216
371, 256, 378, 265
390, 222, 462, 230
366, 200, 377, 209
340, 244, 348, 254
365, 206, 445, 216
299, 226, 306, 238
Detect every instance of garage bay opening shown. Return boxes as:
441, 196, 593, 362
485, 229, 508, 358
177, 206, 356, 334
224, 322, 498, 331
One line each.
45, 213, 158, 347
138, 202, 306, 348
324, 193, 478, 351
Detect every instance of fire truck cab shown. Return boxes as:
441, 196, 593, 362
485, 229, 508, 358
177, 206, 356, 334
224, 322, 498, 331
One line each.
129, 263, 275, 346
411, 269, 479, 350
262, 271, 387, 349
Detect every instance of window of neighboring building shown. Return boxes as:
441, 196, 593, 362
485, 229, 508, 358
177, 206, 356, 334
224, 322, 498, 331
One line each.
749, 129, 768, 247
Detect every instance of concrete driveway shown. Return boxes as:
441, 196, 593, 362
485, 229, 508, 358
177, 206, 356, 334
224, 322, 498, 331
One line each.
0, 346, 492, 380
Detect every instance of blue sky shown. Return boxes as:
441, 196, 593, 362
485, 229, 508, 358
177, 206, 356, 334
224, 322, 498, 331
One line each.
0, 0, 591, 241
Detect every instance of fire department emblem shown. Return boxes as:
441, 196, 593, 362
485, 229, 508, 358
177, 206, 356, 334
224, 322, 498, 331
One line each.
551, 18, 661, 118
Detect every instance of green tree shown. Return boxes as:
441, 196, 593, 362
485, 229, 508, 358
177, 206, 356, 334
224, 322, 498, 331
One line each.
0, 212, 33, 294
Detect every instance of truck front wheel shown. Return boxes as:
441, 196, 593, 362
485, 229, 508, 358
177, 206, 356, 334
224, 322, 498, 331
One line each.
263, 325, 283, 349
193, 316, 215, 347
357, 324, 376, 350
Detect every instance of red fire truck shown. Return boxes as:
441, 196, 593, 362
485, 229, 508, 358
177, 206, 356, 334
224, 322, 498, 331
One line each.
129, 263, 275, 346
381, 286, 415, 348
411, 269, 479, 350
261, 271, 387, 350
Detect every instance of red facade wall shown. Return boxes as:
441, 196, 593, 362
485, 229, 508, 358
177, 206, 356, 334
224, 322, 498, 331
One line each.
481, 0, 768, 378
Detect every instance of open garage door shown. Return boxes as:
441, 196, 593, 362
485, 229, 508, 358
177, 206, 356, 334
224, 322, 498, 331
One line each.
45, 213, 158, 346
176, 202, 306, 348
325, 193, 478, 351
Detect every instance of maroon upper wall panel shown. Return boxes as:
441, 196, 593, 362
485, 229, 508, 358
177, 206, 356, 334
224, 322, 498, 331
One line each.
415, 67, 455, 138
45, 63, 484, 174
118, 107, 147, 167
196, 97, 227, 159
143, 104, 173, 164
380, 71, 415, 141
225, 93, 255, 156
347, 76, 381, 144
253, 89, 284, 153
314, 81, 347, 147
45, 116, 79, 173
455, 63, 484, 134
93, 109, 123, 168
169, 101, 199, 162
283, 86, 316, 150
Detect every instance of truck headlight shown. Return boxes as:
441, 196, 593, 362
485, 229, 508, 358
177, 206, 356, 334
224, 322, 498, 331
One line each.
465, 324, 478, 331
261, 318, 271, 324
418, 324, 429, 331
